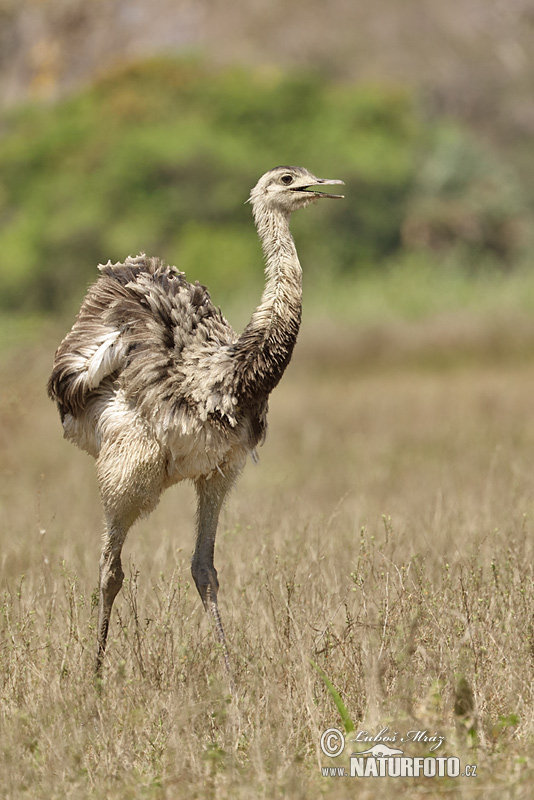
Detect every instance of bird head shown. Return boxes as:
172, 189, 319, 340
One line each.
249, 166, 344, 215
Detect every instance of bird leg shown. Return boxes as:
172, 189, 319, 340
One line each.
94, 434, 165, 676
202, 582, 233, 683
95, 529, 126, 675
192, 470, 236, 689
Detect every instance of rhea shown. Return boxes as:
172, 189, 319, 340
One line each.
47, 166, 344, 679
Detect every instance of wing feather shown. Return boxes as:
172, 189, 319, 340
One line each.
85, 330, 123, 390
48, 254, 250, 439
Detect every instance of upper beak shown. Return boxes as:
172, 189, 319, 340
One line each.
292, 177, 345, 199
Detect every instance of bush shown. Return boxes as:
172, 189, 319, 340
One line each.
0, 57, 528, 312
402, 125, 529, 266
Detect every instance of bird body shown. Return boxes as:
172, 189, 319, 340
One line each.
52, 256, 253, 484
48, 166, 344, 679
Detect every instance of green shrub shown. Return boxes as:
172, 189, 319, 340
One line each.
0, 57, 528, 313
403, 125, 529, 266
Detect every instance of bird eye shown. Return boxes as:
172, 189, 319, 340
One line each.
281, 174, 294, 185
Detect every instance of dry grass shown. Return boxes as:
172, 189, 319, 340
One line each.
1, 315, 534, 798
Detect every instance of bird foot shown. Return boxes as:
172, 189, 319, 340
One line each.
203, 585, 235, 694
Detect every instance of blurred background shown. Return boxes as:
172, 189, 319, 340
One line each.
0, 0, 533, 338
2, 8, 534, 791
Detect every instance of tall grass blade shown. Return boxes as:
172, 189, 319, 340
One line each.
311, 659, 355, 733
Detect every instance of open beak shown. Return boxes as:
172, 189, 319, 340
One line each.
292, 177, 345, 199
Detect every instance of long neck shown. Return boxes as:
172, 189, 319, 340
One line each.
232, 204, 302, 402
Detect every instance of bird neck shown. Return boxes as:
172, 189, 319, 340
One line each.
233, 205, 302, 401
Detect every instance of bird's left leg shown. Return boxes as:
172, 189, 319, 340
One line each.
94, 431, 165, 675
95, 521, 127, 675
192, 466, 239, 685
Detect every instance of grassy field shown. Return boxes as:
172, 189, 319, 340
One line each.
1, 303, 534, 798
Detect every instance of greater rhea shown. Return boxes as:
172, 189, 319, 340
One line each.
47, 166, 344, 680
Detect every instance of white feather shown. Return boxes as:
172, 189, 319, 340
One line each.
85, 330, 123, 390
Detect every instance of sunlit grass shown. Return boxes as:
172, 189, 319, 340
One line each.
2, 307, 534, 797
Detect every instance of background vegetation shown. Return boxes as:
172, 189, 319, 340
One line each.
0, 57, 531, 318
1, 4, 534, 795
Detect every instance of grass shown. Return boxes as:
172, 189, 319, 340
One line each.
2, 304, 534, 798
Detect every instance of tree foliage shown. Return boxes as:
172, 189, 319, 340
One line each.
0, 57, 528, 312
